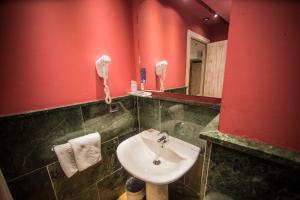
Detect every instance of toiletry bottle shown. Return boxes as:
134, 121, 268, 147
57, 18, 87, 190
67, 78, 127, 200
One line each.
140, 68, 146, 91
141, 80, 144, 91
131, 80, 137, 92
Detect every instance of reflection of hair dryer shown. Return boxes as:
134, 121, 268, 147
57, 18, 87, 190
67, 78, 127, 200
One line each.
140, 68, 146, 91
96, 55, 112, 104
156, 60, 168, 91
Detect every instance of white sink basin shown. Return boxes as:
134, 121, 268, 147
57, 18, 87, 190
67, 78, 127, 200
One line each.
117, 129, 200, 185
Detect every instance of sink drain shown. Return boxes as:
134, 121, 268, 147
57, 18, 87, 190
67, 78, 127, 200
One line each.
153, 160, 161, 165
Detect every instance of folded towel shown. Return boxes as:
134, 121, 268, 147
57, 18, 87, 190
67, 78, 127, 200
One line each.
54, 143, 78, 178
68, 132, 101, 171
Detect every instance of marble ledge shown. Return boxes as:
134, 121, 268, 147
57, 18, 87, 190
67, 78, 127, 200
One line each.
131, 94, 220, 109
199, 115, 300, 166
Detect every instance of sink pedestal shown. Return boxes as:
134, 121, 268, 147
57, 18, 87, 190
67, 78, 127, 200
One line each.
146, 182, 168, 200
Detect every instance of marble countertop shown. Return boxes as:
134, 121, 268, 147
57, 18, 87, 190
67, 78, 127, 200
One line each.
199, 115, 300, 165
129, 92, 221, 108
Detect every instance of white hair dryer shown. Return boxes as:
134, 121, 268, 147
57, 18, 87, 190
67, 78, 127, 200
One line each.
156, 60, 168, 91
96, 55, 112, 104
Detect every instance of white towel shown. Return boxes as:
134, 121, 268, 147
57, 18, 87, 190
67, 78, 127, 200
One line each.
54, 143, 78, 178
68, 132, 101, 171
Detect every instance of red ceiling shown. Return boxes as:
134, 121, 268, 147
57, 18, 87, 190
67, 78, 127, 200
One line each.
202, 0, 232, 22
166, 0, 231, 26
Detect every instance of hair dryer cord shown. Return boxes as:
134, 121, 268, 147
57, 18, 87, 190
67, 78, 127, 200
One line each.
104, 82, 112, 104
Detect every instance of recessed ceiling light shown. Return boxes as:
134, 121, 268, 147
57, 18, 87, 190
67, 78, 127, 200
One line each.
214, 14, 218, 18
203, 17, 209, 21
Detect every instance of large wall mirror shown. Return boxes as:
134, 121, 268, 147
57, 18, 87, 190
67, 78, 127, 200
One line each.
132, 0, 230, 99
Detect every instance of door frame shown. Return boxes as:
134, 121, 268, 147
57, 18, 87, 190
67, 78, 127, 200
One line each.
185, 30, 210, 95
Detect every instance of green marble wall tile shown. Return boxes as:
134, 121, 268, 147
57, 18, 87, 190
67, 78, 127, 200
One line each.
68, 185, 99, 200
118, 130, 139, 144
81, 96, 138, 143
82, 96, 136, 121
206, 144, 300, 200
160, 100, 218, 147
185, 155, 204, 194
161, 119, 207, 147
200, 115, 219, 133
182, 103, 219, 126
138, 97, 161, 131
97, 168, 128, 200
0, 95, 137, 199
0, 106, 85, 180
48, 138, 120, 200
169, 180, 199, 200
7, 167, 56, 200
165, 87, 187, 94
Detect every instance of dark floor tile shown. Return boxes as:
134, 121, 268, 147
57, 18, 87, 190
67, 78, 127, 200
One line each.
138, 97, 161, 131
48, 138, 120, 200
8, 167, 56, 200
97, 169, 128, 200
81, 97, 138, 143
0, 106, 85, 180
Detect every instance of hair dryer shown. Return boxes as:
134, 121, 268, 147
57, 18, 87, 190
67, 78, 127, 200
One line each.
96, 55, 112, 104
156, 60, 168, 91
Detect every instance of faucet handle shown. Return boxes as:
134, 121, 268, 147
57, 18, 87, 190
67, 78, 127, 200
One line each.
157, 130, 169, 143
157, 135, 167, 142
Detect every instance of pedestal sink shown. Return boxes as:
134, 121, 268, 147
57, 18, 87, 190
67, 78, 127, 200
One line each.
117, 129, 200, 200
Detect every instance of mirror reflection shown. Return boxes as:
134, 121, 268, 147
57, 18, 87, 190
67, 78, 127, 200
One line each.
133, 0, 230, 98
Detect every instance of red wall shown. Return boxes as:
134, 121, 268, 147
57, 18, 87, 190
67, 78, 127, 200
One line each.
132, 0, 210, 90
0, 1, 135, 116
219, 1, 300, 151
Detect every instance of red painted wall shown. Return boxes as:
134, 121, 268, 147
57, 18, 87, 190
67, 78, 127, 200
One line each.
219, 1, 300, 151
0, 1, 135, 116
132, 0, 210, 90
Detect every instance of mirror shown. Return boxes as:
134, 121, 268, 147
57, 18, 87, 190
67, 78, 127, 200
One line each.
133, 0, 229, 98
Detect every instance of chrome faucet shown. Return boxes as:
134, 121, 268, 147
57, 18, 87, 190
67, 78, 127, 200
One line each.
157, 135, 167, 143
157, 131, 169, 145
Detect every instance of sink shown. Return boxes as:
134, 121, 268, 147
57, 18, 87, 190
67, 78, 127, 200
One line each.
117, 129, 200, 185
